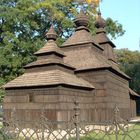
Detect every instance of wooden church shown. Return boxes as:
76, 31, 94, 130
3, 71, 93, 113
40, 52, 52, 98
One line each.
3, 10, 139, 122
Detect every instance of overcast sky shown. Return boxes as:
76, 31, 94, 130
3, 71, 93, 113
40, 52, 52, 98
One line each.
100, 0, 140, 51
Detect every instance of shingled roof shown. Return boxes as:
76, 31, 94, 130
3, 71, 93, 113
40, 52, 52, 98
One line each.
95, 11, 116, 48
129, 88, 140, 97
35, 40, 65, 57
4, 26, 94, 90
95, 28, 116, 48
61, 10, 103, 50
25, 58, 74, 70
63, 45, 130, 79
61, 10, 130, 80
94, 11, 117, 62
4, 70, 94, 89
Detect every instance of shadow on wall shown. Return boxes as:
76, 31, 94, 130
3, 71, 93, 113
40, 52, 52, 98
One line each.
136, 99, 140, 116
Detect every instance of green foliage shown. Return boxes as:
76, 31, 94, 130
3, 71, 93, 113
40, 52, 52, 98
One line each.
105, 18, 125, 39
0, 89, 5, 103
0, 0, 75, 101
87, 16, 125, 38
0, 78, 5, 102
69, 124, 140, 140
116, 49, 140, 94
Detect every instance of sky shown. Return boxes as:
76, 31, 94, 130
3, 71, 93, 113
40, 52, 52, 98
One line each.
100, 0, 140, 51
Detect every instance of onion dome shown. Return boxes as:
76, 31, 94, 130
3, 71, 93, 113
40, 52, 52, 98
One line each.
45, 25, 57, 41
34, 25, 64, 57
62, 9, 102, 50
95, 11, 106, 28
74, 9, 88, 27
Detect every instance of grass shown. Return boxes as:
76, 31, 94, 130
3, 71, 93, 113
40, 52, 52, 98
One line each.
0, 123, 140, 140
70, 123, 140, 140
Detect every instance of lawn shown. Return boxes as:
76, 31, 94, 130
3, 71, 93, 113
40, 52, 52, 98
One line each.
70, 123, 140, 140
0, 123, 140, 140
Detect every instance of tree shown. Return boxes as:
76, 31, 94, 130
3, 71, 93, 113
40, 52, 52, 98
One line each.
0, 0, 74, 85
115, 49, 140, 94
0, 0, 125, 101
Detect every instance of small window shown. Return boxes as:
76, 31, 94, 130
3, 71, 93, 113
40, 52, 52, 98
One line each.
29, 94, 34, 102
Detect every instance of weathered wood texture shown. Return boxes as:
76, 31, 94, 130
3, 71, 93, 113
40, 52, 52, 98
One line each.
3, 86, 95, 122
3, 11, 138, 124
76, 69, 132, 121
130, 99, 136, 117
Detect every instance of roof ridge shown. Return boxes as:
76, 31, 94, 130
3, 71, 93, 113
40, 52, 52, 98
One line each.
35, 40, 65, 56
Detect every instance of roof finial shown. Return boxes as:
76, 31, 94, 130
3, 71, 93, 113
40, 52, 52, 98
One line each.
74, 9, 88, 27
98, 8, 101, 16
45, 25, 57, 41
95, 9, 106, 28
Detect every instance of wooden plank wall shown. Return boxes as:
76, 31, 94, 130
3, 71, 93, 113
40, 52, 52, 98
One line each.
77, 69, 131, 121
3, 87, 95, 122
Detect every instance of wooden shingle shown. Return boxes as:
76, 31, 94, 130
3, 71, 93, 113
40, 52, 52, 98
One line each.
4, 25, 94, 90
